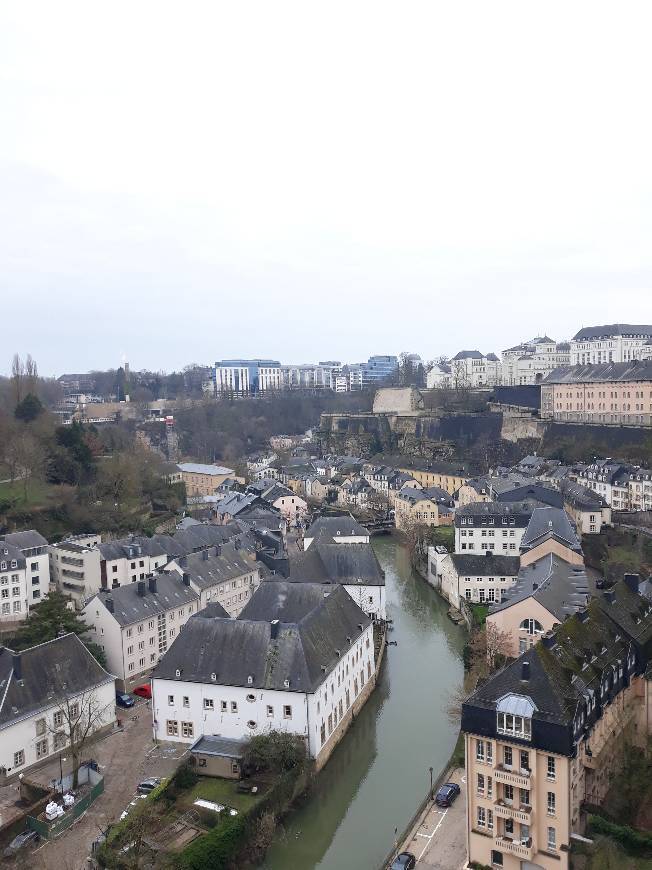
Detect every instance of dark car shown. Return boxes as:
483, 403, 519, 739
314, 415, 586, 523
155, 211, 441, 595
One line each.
137, 777, 162, 795
3, 829, 39, 858
390, 853, 416, 870
116, 692, 135, 708
435, 782, 461, 807
133, 684, 152, 699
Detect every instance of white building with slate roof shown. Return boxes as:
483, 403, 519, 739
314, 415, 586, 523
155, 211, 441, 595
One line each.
151, 582, 376, 770
1, 530, 51, 619
0, 634, 115, 782
83, 571, 201, 691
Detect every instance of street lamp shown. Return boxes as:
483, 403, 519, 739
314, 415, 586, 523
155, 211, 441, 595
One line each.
429, 766, 434, 799
59, 756, 67, 795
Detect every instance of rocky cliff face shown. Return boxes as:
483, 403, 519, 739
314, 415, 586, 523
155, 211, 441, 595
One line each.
317, 410, 505, 459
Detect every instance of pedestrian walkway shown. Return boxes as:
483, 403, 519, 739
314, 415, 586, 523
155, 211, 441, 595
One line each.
399, 767, 466, 870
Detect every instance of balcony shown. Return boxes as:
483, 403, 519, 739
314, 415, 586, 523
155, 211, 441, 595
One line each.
494, 835, 534, 860
493, 800, 532, 824
493, 766, 532, 789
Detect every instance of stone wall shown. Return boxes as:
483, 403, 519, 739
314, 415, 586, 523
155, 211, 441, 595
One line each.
372, 387, 424, 415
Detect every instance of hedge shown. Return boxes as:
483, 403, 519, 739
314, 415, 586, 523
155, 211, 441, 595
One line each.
588, 814, 652, 855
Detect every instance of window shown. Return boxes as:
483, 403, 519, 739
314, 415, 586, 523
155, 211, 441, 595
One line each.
497, 712, 531, 740
204, 698, 214, 710
503, 745, 512, 767
519, 618, 543, 635
547, 826, 556, 850
504, 784, 514, 804
487, 809, 493, 831
490, 850, 503, 866
166, 720, 179, 736
231, 701, 238, 713
477, 806, 486, 828
35, 718, 46, 737
247, 720, 257, 729
283, 705, 292, 719
547, 756, 556, 780
477, 773, 485, 796
54, 731, 67, 751
168, 695, 174, 706
183, 696, 189, 707
36, 739, 49, 759
53, 710, 63, 728
547, 792, 556, 816
266, 705, 274, 717
182, 721, 194, 738
476, 739, 485, 762
14, 750, 25, 767
520, 750, 529, 771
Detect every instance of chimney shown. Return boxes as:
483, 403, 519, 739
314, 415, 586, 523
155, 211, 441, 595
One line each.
203, 549, 209, 561
182, 572, 190, 587
148, 576, 157, 594
137, 580, 146, 596
216, 544, 222, 556
624, 573, 640, 594
270, 619, 280, 639
105, 595, 114, 613
12, 652, 22, 681
521, 661, 530, 681
604, 589, 616, 604
485, 550, 491, 558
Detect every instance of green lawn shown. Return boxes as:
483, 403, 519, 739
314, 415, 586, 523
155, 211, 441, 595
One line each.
181, 777, 266, 814
0, 478, 65, 510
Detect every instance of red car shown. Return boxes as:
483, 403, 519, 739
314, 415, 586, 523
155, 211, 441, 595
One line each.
133, 684, 152, 699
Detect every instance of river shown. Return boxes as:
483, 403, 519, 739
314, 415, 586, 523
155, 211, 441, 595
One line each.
259, 535, 466, 870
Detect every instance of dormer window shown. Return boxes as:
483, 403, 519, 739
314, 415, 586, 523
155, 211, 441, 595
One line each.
496, 694, 535, 741
247, 675, 253, 686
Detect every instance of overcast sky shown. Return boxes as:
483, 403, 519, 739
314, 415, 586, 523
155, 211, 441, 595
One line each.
2, 2, 652, 377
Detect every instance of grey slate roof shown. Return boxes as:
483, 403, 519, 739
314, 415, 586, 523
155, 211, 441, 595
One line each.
544, 360, 652, 383
451, 554, 520, 577
190, 735, 246, 758
489, 553, 595, 619
192, 600, 230, 619
455, 500, 535, 527
289, 541, 385, 586
152, 584, 371, 693
93, 571, 198, 626
560, 481, 608, 511
452, 350, 483, 360
239, 581, 335, 623
1, 530, 49, 551
0, 543, 26, 570
520, 507, 581, 553
305, 516, 369, 540
0, 634, 114, 729
572, 324, 652, 341
174, 543, 256, 590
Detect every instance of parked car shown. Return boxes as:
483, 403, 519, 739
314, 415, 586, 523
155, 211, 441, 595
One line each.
137, 777, 162, 795
435, 782, 461, 807
133, 684, 152, 699
390, 853, 416, 870
3, 829, 39, 858
116, 692, 135, 708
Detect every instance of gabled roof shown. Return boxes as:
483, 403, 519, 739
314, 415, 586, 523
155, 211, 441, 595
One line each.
239, 581, 335, 622
452, 350, 483, 360
173, 543, 255, 590
450, 554, 520, 577
89, 571, 198, 626
152, 584, 371, 693
0, 542, 26, 569
289, 541, 385, 586
1, 530, 49, 550
305, 515, 369, 541
489, 554, 595, 620
178, 462, 234, 476
0, 634, 114, 729
520, 507, 581, 553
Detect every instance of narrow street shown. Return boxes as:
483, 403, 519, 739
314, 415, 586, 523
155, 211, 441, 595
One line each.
24, 700, 185, 870
399, 768, 467, 870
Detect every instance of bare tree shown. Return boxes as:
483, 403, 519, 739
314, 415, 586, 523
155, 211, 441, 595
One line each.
12, 433, 47, 500
11, 353, 24, 406
47, 687, 113, 788
24, 354, 39, 396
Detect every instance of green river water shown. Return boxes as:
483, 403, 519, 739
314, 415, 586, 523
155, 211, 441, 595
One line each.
259, 535, 466, 870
